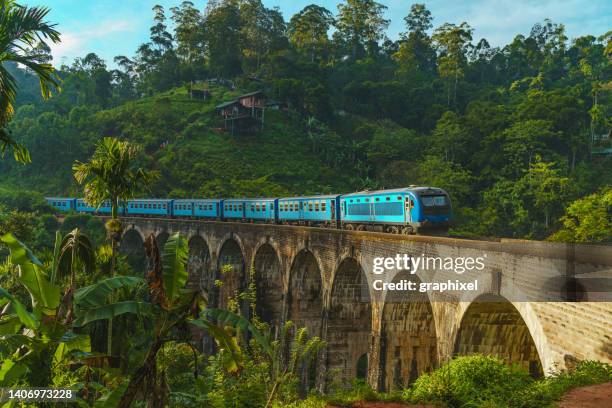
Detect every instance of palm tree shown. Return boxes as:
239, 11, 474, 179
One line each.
0, 0, 61, 163
73, 137, 158, 356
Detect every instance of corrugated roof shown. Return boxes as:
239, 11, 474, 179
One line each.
215, 100, 240, 109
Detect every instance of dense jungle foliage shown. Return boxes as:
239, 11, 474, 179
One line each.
0, 0, 610, 242
0, 2, 611, 407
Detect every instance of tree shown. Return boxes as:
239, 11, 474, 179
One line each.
335, 0, 389, 60
204, 0, 243, 77
170, 1, 204, 66
501, 120, 557, 179
549, 188, 611, 243
519, 156, 573, 232
72, 137, 158, 356
430, 111, 470, 164
239, 0, 286, 73
0, 0, 61, 163
432, 22, 473, 107
394, 3, 436, 79
288, 5, 334, 62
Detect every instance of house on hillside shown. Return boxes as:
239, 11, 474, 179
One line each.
215, 90, 268, 134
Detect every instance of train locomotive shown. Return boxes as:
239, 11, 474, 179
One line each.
46, 186, 451, 235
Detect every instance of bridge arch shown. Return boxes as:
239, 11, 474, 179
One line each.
156, 231, 170, 251
252, 242, 284, 328
119, 228, 146, 275
215, 237, 246, 311
287, 249, 324, 338
187, 235, 212, 293
453, 293, 545, 377
327, 256, 372, 385
380, 271, 437, 391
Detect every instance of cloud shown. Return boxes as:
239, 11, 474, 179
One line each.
48, 19, 135, 64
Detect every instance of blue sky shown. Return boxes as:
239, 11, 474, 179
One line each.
23, 0, 612, 67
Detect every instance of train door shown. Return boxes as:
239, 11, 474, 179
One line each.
405, 195, 413, 224
369, 198, 375, 222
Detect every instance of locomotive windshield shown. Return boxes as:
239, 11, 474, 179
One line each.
420, 195, 448, 207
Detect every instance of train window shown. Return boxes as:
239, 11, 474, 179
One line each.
314, 202, 319, 211
386, 197, 390, 201
256, 204, 260, 211
239, 204, 243, 210
322, 202, 326, 211
397, 196, 402, 200
262, 204, 266, 211
308, 203, 313, 211
350, 199, 353, 203
365, 198, 369, 202
375, 198, 380, 202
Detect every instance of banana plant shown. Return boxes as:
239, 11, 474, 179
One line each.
70, 232, 270, 408
0, 233, 89, 388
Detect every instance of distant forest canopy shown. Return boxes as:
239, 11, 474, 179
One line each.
1, 0, 611, 242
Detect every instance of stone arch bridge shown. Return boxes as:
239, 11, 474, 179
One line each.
117, 217, 612, 391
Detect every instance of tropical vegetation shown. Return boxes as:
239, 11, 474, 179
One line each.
1, 0, 610, 242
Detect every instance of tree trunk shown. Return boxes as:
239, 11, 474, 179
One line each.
107, 199, 119, 357
118, 340, 163, 408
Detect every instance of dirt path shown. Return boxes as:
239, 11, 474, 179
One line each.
556, 382, 612, 407
327, 403, 436, 408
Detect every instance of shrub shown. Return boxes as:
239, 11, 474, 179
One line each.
406, 355, 533, 407
514, 360, 612, 408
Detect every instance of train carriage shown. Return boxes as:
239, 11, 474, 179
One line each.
173, 200, 194, 217
221, 199, 245, 220
244, 198, 277, 223
46, 197, 76, 212
193, 199, 221, 219
76, 199, 94, 213
127, 199, 173, 217
340, 187, 451, 234
278, 195, 341, 226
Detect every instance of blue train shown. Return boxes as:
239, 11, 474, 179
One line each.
46, 186, 451, 234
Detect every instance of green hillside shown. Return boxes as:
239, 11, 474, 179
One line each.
1, 85, 354, 198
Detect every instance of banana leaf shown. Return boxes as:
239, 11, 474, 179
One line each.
162, 233, 189, 304
73, 301, 152, 327
74, 276, 145, 309
1, 233, 60, 312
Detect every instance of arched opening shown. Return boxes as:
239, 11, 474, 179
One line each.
253, 244, 283, 328
381, 272, 437, 391
327, 258, 372, 385
187, 236, 211, 293
454, 294, 543, 377
287, 250, 323, 338
119, 229, 146, 275
156, 231, 169, 251
216, 239, 245, 311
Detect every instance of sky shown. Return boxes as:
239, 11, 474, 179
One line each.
22, 0, 612, 68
